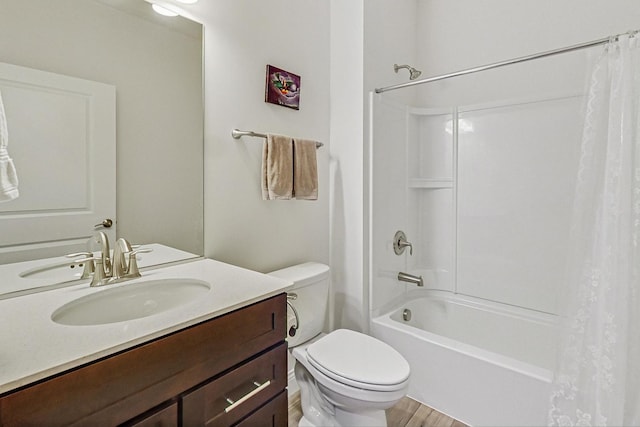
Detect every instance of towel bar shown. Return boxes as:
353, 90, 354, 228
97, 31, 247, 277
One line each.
232, 128, 323, 148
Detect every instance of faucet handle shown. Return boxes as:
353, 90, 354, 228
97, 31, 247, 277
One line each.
66, 251, 93, 258
66, 252, 95, 279
393, 230, 413, 256
90, 257, 110, 287
126, 247, 153, 278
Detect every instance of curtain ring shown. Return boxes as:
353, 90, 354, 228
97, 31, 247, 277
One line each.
604, 35, 616, 52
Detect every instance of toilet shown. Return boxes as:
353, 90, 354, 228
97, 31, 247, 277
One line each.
268, 262, 410, 427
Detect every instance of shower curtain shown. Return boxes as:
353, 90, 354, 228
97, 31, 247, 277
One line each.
548, 34, 640, 426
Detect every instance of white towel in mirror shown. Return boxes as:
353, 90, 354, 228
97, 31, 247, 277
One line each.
0, 90, 19, 202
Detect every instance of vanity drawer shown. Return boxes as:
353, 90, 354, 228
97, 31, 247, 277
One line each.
182, 342, 287, 426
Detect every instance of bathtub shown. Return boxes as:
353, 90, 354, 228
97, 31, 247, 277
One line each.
370, 291, 557, 426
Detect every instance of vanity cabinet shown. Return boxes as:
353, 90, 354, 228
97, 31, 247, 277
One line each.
0, 293, 287, 426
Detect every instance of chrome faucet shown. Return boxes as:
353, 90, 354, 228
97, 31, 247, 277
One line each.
88, 233, 152, 287
95, 231, 112, 277
112, 238, 133, 279
112, 238, 152, 280
398, 272, 424, 287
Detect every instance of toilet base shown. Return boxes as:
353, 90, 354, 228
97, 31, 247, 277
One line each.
334, 407, 387, 426
298, 409, 387, 427
298, 416, 314, 427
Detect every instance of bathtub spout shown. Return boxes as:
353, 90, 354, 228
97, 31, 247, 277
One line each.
398, 272, 423, 287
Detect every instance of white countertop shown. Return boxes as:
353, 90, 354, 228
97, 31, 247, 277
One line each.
0, 258, 293, 394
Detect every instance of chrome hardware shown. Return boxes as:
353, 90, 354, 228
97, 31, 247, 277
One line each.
232, 128, 324, 148
94, 232, 112, 278
125, 247, 153, 279
88, 233, 153, 287
112, 238, 133, 279
90, 258, 110, 287
402, 308, 412, 322
393, 230, 413, 256
224, 380, 272, 413
398, 271, 424, 287
393, 63, 422, 80
286, 293, 300, 338
112, 238, 153, 280
66, 251, 95, 279
94, 218, 113, 229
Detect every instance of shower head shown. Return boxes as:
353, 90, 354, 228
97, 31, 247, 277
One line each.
394, 63, 422, 80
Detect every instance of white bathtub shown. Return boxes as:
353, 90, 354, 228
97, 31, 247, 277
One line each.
370, 291, 557, 426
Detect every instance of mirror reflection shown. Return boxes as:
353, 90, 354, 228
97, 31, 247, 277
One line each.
0, 0, 204, 296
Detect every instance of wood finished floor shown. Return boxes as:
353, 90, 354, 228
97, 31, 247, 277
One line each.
288, 393, 468, 427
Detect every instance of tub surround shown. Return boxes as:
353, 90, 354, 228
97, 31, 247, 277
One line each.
0, 258, 293, 395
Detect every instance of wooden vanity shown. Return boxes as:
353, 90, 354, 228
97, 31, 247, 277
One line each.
0, 294, 287, 426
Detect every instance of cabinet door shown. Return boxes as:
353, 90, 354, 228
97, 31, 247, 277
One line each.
182, 343, 287, 427
234, 391, 287, 427
122, 402, 178, 427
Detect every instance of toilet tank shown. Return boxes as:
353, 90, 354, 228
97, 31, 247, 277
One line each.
268, 262, 329, 348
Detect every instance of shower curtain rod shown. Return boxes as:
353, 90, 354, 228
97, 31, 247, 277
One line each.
374, 30, 636, 94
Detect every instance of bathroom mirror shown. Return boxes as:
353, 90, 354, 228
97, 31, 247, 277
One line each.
0, 0, 204, 295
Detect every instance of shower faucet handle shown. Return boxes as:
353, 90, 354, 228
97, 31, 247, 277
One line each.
393, 230, 413, 256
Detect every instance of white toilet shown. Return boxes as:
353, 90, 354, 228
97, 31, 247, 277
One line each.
268, 262, 410, 427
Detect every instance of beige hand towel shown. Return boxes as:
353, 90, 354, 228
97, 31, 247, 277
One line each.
262, 134, 293, 200
293, 138, 318, 200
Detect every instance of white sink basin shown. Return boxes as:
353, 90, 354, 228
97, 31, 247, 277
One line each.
51, 279, 211, 326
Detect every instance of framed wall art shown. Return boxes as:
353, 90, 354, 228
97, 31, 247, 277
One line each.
265, 65, 300, 110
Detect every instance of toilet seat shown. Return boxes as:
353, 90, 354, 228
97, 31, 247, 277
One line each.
305, 329, 410, 392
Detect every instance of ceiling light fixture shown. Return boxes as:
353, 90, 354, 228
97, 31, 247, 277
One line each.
175, 0, 198, 4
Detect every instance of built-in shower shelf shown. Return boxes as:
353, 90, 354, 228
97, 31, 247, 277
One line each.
409, 179, 453, 189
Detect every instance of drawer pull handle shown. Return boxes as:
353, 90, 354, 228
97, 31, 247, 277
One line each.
224, 380, 272, 413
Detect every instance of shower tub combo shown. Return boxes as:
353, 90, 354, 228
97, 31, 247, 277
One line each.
371, 291, 557, 426
366, 34, 604, 426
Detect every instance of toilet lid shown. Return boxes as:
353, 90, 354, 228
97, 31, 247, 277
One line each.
306, 329, 410, 390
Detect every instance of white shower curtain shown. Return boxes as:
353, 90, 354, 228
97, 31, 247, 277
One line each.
548, 34, 640, 427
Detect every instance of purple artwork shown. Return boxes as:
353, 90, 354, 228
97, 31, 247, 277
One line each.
265, 65, 300, 110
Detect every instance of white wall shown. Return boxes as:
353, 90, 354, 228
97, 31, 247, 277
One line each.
326, 0, 419, 331
417, 0, 640, 78
415, 0, 640, 106
329, 0, 366, 332
194, 1, 330, 274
